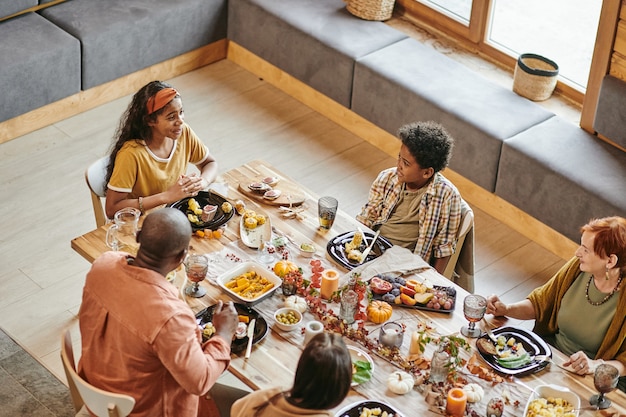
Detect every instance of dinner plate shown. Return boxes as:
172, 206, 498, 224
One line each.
347, 346, 374, 387
335, 400, 403, 417
326, 231, 393, 270
195, 303, 268, 354
168, 191, 234, 231
476, 326, 552, 376
239, 212, 272, 249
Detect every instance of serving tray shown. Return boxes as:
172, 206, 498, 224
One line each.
372, 285, 456, 314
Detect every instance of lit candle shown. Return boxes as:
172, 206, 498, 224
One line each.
320, 269, 339, 300
446, 387, 467, 417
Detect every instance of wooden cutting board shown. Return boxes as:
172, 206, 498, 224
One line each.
237, 180, 306, 207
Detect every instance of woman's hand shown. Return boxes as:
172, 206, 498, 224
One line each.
168, 173, 205, 201
486, 295, 508, 317
563, 351, 591, 375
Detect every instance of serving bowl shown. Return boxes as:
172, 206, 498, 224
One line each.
217, 261, 281, 306
273, 307, 303, 331
299, 242, 316, 258
523, 384, 580, 417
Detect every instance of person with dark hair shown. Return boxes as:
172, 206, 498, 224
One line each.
487, 216, 626, 391
230, 332, 353, 417
104, 80, 218, 219
357, 121, 462, 274
78, 208, 242, 416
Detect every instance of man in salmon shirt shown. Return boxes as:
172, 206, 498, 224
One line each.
78, 208, 244, 416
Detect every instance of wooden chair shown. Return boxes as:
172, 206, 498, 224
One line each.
85, 156, 110, 228
60, 328, 135, 417
442, 200, 475, 292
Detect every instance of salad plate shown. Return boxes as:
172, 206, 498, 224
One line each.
347, 346, 374, 386
476, 326, 552, 376
168, 191, 233, 231
196, 303, 268, 353
239, 210, 272, 249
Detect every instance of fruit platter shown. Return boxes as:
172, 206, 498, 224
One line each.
475, 326, 552, 376
369, 273, 456, 313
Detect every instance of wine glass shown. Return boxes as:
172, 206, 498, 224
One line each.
590, 363, 619, 409
184, 254, 208, 298
460, 294, 487, 338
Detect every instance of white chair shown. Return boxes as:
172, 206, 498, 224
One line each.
442, 199, 475, 293
60, 328, 135, 417
85, 156, 110, 228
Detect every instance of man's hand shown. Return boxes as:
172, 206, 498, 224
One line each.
212, 300, 238, 342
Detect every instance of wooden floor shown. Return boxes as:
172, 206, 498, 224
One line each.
0, 58, 567, 400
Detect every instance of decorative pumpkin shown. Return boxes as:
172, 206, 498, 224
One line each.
462, 383, 484, 403
284, 295, 307, 313
273, 260, 299, 278
387, 371, 414, 395
366, 300, 393, 324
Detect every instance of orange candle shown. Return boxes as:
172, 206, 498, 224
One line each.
320, 269, 339, 300
446, 387, 467, 417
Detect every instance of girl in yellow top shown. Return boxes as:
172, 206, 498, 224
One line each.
104, 81, 218, 219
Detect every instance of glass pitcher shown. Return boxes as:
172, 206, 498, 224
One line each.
106, 207, 140, 254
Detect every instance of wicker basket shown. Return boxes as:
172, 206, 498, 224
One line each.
345, 0, 395, 21
513, 53, 559, 101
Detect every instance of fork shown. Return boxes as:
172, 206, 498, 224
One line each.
481, 318, 498, 343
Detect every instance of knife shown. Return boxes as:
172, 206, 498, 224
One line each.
245, 319, 256, 359
358, 230, 380, 264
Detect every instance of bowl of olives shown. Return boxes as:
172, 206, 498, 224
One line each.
273, 307, 303, 331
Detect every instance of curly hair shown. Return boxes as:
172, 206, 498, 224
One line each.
105, 81, 180, 184
397, 121, 454, 172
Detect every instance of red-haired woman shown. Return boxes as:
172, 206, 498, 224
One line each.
487, 216, 626, 391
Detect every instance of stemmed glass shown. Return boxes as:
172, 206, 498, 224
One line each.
184, 254, 208, 298
460, 294, 487, 338
590, 363, 619, 409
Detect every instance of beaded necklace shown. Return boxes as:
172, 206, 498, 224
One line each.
585, 275, 623, 306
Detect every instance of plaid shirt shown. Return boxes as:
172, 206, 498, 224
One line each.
357, 168, 462, 261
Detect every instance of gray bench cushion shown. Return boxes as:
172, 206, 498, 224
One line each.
496, 116, 626, 242
352, 37, 555, 192
0, 0, 36, 20
593, 75, 626, 150
41, 0, 227, 89
228, 0, 407, 108
0, 12, 80, 123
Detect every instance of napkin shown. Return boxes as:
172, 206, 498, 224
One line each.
340, 246, 430, 285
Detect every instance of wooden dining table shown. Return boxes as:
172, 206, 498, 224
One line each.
71, 160, 626, 417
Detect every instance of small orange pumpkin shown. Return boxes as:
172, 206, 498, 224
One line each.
367, 300, 393, 324
273, 260, 299, 278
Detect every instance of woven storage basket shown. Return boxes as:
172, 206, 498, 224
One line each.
345, 0, 395, 21
513, 53, 559, 101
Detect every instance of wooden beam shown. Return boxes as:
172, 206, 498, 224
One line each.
0, 40, 227, 145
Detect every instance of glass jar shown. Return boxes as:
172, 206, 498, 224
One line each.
430, 343, 450, 384
340, 289, 358, 324
282, 275, 297, 296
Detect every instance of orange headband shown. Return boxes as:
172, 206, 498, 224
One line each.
146, 88, 178, 114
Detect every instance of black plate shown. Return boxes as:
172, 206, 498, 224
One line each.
168, 191, 234, 231
326, 231, 393, 270
335, 400, 403, 417
476, 326, 552, 376
372, 285, 456, 314
195, 303, 268, 354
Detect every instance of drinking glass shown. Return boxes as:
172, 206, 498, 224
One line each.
318, 196, 338, 230
184, 254, 208, 298
460, 294, 487, 338
590, 363, 619, 409
106, 207, 140, 254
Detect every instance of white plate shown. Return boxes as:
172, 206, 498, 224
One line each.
239, 212, 272, 249
523, 384, 580, 417
216, 261, 282, 305
348, 345, 374, 386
